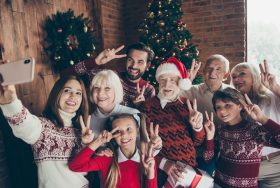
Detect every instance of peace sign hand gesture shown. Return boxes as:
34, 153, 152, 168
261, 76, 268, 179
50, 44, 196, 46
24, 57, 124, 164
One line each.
132, 83, 146, 105
95, 45, 127, 65
188, 59, 202, 82
204, 111, 215, 140
141, 143, 155, 179
80, 115, 94, 145
187, 99, 203, 131
149, 122, 162, 150
239, 94, 269, 124
259, 60, 278, 92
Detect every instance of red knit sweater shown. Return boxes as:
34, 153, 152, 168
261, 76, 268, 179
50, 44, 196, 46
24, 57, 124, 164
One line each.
69, 147, 157, 188
140, 97, 205, 167
61, 60, 155, 108
203, 119, 280, 188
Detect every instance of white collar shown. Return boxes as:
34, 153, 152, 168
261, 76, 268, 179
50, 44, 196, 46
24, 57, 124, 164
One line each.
58, 109, 76, 127
117, 147, 140, 163
95, 104, 120, 118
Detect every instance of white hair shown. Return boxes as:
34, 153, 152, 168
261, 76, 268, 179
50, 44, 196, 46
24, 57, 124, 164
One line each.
90, 70, 123, 104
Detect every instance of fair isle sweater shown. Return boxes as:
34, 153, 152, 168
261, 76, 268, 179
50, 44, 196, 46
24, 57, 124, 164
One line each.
0, 99, 88, 188
203, 119, 280, 188
69, 147, 158, 188
140, 96, 205, 167
61, 60, 155, 108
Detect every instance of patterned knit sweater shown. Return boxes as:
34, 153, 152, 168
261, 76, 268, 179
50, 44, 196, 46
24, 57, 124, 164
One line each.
61, 59, 155, 108
203, 119, 280, 188
140, 96, 205, 167
0, 99, 88, 188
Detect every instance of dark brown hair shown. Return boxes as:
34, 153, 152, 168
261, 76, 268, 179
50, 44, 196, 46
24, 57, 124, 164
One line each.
42, 75, 89, 128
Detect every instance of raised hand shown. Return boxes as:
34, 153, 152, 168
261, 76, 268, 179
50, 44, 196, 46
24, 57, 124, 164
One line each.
239, 94, 268, 124
95, 45, 127, 65
88, 127, 121, 151
187, 99, 203, 131
0, 84, 17, 105
149, 122, 162, 149
141, 143, 155, 179
259, 60, 278, 92
204, 111, 215, 140
80, 115, 94, 145
132, 83, 146, 105
188, 59, 201, 82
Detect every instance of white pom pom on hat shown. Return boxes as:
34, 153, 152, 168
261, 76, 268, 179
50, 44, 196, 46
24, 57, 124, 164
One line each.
156, 56, 192, 90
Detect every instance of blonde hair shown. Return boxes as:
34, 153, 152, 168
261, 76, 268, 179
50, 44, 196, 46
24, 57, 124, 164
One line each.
90, 70, 123, 104
230, 62, 269, 104
105, 113, 149, 188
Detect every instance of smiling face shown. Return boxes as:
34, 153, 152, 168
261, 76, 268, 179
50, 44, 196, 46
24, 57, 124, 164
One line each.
203, 60, 229, 90
92, 82, 116, 113
231, 67, 254, 94
125, 49, 150, 81
214, 99, 242, 126
158, 73, 180, 101
59, 79, 83, 113
112, 117, 138, 152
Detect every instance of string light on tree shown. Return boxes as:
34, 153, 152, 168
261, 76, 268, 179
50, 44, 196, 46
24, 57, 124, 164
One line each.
138, 0, 202, 87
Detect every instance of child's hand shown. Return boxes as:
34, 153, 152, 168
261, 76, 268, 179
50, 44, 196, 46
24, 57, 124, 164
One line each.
80, 115, 94, 145
240, 94, 269, 124
95, 45, 126, 65
187, 99, 203, 131
141, 143, 155, 179
204, 111, 215, 140
88, 127, 120, 151
132, 83, 146, 105
259, 60, 278, 92
149, 122, 162, 150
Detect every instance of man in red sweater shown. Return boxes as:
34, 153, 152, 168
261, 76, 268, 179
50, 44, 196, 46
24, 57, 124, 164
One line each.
62, 42, 155, 108
140, 57, 205, 187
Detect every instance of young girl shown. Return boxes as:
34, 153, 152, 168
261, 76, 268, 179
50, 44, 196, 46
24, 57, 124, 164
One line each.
203, 87, 280, 188
69, 113, 158, 188
0, 76, 89, 188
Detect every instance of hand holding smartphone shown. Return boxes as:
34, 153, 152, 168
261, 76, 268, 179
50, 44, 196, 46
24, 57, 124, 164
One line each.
0, 57, 35, 86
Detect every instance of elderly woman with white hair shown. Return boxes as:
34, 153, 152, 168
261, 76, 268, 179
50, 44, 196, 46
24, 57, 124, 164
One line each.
231, 61, 280, 188
88, 69, 139, 135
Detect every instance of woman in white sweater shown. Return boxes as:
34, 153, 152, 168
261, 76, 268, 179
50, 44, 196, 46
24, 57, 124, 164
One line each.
0, 75, 89, 188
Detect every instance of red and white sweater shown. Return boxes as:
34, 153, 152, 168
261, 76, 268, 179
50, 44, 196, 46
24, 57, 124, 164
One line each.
69, 146, 158, 188
140, 96, 205, 168
203, 119, 280, 188
0, 99, 88, 188
61, 59, 155, 108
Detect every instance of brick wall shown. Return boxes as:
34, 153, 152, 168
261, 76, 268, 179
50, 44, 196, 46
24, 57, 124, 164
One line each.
182, 0, 246, 68
121, 0, 246, 69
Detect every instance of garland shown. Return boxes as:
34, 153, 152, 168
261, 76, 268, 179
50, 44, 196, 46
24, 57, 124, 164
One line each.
44, 9, 96, 72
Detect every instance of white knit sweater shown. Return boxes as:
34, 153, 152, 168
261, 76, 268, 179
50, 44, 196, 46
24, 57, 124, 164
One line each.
0, 99, 88, 188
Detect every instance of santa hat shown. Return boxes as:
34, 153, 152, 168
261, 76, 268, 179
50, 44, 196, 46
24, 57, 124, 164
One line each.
155, 57, 191, 90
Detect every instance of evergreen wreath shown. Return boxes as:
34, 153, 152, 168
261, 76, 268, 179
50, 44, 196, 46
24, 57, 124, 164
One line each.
44, 9, 96, 72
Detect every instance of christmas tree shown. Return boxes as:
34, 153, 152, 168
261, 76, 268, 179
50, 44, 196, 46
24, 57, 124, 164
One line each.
139, 0, 202, 87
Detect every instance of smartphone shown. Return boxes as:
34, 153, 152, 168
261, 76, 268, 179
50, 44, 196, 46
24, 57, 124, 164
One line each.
0, 57, 35, 85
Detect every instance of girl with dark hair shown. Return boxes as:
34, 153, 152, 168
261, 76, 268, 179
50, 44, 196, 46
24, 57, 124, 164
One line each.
203, 87, 280, 188
0, 75, 89, 188
69, 113, 158, 188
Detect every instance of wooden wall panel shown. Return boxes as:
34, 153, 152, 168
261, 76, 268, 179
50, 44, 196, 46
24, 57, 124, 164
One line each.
0, 0, 96, 115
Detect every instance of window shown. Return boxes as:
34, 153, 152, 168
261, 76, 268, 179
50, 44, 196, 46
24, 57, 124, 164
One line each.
247, 0, 280, 76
